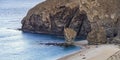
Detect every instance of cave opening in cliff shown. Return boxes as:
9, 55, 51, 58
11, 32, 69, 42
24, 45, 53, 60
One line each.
71, 10, 91, 40
63, 11, 91, 45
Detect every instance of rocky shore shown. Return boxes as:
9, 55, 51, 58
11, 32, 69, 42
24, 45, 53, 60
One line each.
21, 0, 120, 44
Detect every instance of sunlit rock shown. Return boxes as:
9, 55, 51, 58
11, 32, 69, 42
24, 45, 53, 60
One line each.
21, 0, 91, 38
79, 0, 120, 44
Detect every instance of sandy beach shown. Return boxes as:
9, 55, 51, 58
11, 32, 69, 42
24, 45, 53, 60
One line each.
58, 40, 120, 60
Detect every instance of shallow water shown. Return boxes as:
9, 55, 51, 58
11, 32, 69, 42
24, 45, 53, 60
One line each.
0, 0, 80, 60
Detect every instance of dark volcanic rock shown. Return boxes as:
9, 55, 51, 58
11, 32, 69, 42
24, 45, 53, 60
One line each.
22, 0, 91, 37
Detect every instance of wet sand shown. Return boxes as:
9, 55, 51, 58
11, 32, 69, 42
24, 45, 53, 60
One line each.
58, 41, 120, 60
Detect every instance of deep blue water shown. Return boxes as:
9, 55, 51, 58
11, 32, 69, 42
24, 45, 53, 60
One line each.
0, 0, 80, 60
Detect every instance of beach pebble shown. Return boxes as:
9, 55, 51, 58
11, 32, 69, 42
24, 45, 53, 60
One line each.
82, 57, 86, 59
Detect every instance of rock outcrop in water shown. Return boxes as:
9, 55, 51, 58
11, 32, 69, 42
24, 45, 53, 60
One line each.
22, 0, 91, 38
22, 0, 120, 44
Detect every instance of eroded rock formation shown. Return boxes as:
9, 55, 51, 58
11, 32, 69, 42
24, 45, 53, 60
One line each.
79, 0, 120, 44
22, 0, 91, 38
22, 0, 120, 44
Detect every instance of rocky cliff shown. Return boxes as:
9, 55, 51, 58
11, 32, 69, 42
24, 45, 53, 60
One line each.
22, 0, 120, 44
79, 0, 120, 44
22, 0, 91, 38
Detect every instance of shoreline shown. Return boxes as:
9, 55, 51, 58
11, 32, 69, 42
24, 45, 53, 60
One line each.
58, 40, 120, 60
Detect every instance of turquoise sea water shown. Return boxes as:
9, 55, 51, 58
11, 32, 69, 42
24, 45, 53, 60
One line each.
0, 0, 80, 60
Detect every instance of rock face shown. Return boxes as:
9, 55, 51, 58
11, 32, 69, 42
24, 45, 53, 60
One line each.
64, 28, 77, 45
22, 0, 120, 44
22, 0, 91, 38
79, 0, 120, 44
